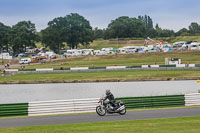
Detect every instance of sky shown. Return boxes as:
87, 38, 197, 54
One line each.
0, 0, 200, 32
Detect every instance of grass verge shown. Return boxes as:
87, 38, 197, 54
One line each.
1, 116, 200, 133
1, 70, 200, 84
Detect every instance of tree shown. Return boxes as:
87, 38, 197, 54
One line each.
176, 28, 189, 36
93, 27, 104, 40
41, 17, 66, 53
0, 22, 10, 52
9, 21, 37, 53
106, 16, 146, 38
155, 24, 174, 37
138, 15, 154, 37
41, 13, 93, 51
65, 13, 93, 49
189, 22, 200, 35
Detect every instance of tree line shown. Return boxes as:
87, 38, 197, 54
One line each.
1, 13, 200, 54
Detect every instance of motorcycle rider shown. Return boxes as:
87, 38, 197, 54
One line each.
103, 89, 118, 110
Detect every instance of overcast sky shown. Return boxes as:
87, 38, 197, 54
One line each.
0, 0, 199, 31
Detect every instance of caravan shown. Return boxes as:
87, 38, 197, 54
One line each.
64, 49, 82, 57
189, 42, 200, 50
123, 46, 139, 53
81, 49, 94, 56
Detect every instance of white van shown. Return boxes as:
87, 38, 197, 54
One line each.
19, 58, 31, 64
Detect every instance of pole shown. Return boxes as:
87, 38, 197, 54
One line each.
1, 50, 4, 76
117, 37, 118, 49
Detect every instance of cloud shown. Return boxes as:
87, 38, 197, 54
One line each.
0, 0, 200, 31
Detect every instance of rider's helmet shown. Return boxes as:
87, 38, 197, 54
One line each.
106, 89, 111, 95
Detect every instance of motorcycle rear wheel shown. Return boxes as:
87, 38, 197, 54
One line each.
96, 106, 106, 116
119, 107, 126, 115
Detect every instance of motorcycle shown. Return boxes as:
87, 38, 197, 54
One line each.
96, 98, 126, 116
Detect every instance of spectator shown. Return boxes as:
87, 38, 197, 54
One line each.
21, 65, 25, 70
4, 64, 7, 69
7, 63, 10, 69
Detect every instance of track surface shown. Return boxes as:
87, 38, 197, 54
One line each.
1, 107, 200, 128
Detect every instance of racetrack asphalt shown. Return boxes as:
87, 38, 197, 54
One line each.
1, 107, 200, 128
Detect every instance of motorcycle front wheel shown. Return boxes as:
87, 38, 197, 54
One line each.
96, 106, 106, 116
119, 107, 126, 115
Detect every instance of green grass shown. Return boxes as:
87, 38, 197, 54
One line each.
12, 51, 200, 69
156, 36, 200, 43
1, 70, 200, 84
84, 39, 145, 50
1, 116, 200, 133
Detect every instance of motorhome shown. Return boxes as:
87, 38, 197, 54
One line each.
0, 53, 12, 59
19, 58, 31, 64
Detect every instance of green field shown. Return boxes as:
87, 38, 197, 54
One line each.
1, 70, 200, 84
10, 51, 200, 69
157, 36, 200, 43
1, 116, 200, 133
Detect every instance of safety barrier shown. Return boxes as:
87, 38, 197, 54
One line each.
1, 93, 200, 117
36, 68, 54, 71
126, 66, 141, 68
28, 98, 99, 116
185, 93, 200, 106
189, 64, 195, 67
116, 95, 185, 109
3, 64, 200, 72
0, 103, 28, 117
71, 67, 89, 71
4, 69, 18, 72
150, 65, 159, 68
106, 66, 126, 69
159, 65, 176, 67
89, 67, 106, 69
141, 65, 149, 68
195, 64, 200, 67
176, 64, 186, 67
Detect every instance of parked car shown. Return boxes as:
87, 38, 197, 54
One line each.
18, 53, 28, 57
